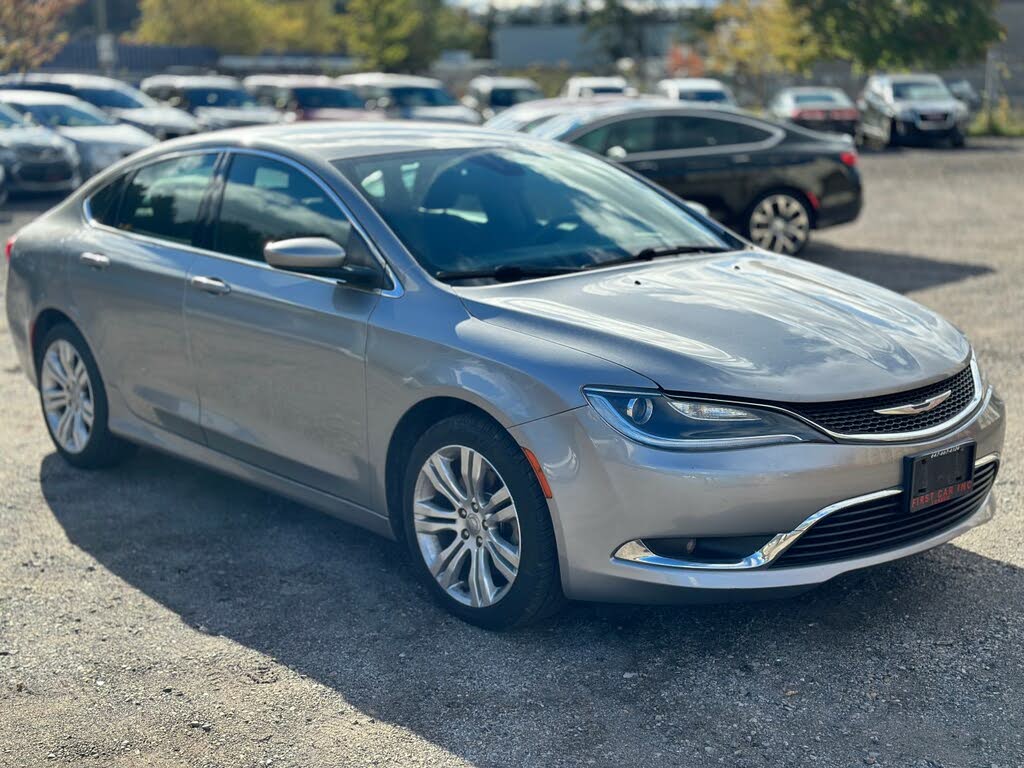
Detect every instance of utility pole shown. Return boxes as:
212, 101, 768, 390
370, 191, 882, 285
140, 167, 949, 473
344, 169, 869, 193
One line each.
94, 0, 116, 75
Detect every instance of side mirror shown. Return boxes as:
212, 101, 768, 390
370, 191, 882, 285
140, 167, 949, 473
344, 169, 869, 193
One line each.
606, 145, 627, 160
264, 237, 347, 270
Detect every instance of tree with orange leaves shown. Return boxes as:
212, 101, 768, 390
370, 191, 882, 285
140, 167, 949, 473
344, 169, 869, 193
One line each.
0, 0, 82, 74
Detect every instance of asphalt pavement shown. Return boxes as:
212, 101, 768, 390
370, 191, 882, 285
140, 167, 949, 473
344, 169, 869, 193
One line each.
1, 139, 1022, 767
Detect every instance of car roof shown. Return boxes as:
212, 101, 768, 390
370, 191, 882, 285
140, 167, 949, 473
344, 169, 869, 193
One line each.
0, 89, 89, 105
0, 73, 131, 89
243, 74, 340, 88
141, 75, 242, 89
131, 121, 560, 164
337, 73, 444, 88
659, 78, 728, 90
567, 76, 626, 86
470, 76, 539, 90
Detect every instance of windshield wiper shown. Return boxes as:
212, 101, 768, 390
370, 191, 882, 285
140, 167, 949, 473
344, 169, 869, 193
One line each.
436, 264, 586, 283
632, 244, 733, 260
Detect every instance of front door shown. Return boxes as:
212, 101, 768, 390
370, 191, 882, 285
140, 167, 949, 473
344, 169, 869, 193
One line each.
183, 152, 382, 505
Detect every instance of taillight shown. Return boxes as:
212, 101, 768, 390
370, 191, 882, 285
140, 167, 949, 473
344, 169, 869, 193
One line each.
840, 150, 858, 168
794, 109, 826, 121
833, 108, 860, 121
4, 234, 16, 263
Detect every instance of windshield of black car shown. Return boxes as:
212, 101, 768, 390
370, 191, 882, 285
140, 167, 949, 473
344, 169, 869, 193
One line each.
891, 81, 951, 101
11, 100, 115, 127
184, 87, 257, 109
490, 88, 543, 108
334, 146, 731, 283
78, 87, 152, 110
292, 87, 363, 109
388, 87, 456, 107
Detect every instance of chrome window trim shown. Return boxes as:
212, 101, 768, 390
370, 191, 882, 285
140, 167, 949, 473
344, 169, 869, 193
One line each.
81, 145, 404, 298
565, 108, 785, 161
613, 452, 1000, 571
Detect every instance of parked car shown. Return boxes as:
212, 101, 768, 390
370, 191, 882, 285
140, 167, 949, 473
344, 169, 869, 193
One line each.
768, 87, 860, 136
561, 76, 632, 99
243, 75, 372, 122
0, 90, 155, 178
0, 101, 81, 195
5, 123, 1003, 629
857, 74, 969, 148
463, 76, 543, 120
139, 75, 282, 130
946, 78, 983, 113
655, 78, 736, 106
0, 74, 200, 140
336, 73, 480, 123
528, 101, 861, 255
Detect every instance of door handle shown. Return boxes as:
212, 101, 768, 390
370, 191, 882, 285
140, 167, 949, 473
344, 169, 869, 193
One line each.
79, 252, 110, 269
190, 276, 231, 296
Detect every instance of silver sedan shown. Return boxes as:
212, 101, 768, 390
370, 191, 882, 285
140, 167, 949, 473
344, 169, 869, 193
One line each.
3, 123, 1005, 629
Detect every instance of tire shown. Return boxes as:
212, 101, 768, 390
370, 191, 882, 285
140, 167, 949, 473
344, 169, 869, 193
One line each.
402, 413, 564, 630
36, 323, 134, 469
951, 130, 966, 148
745, 191, 812, 256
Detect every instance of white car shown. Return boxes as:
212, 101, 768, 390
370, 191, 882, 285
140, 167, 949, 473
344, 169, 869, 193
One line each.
561, 76, 634, 99
336, 73, 480, 124
655, 78, 736, 107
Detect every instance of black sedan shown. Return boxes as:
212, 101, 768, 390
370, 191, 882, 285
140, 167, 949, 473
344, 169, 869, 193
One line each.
526, 102, 862, 255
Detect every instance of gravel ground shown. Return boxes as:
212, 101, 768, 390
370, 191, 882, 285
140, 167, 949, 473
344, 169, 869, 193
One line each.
1, 139, 1022, 768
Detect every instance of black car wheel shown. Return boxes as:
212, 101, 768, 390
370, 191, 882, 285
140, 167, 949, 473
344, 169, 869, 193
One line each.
746, 192, 812, 256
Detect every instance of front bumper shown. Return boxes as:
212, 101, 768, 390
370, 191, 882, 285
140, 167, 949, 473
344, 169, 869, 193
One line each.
893, 116, 967, 144
511, 387, 1004, 604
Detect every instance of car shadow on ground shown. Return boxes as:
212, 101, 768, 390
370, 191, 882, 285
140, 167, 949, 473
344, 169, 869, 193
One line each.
41, 449, 1023, 765
803, 242, 993, 295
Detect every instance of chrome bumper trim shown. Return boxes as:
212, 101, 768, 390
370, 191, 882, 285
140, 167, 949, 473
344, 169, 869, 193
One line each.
613, 452, 1000, 571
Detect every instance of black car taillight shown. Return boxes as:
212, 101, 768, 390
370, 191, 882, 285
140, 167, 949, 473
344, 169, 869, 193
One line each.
840, 150, 858, 168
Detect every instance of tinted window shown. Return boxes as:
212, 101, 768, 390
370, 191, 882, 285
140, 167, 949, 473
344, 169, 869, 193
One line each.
214, 154, 371, 267
677, 90, 731, 103
0, 103, 23, 127
573, 117, 657, 155
88, 175, 127, 226
335, 146, 728, 281
654, 116, 772, 150
388, 87, 456, 107
891, 81, 950, 101
117, 154, 217, 243
291, 87, 363, 109
489, 88, 542, 108
182, 87, 255, 109
8, 100, 114, 127
78, 87, 152, 110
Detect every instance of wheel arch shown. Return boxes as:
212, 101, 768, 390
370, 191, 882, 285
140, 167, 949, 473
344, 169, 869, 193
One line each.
383, 396, 507, 540
31, 307, 78, 375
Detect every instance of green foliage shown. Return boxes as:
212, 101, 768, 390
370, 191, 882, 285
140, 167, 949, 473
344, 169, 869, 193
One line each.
341, 0, 423, 71
0, 0, 82, 73
970, 98, 1024, 138
789, 0, 1005, 71
267, 0, 347, 55
135, 0, 277, 54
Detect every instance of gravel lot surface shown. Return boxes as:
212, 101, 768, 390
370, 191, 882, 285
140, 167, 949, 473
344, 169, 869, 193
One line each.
1, 139, 1022, 768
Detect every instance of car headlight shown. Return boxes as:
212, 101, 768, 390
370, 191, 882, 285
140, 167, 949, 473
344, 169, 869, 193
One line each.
583, 388, 828, 450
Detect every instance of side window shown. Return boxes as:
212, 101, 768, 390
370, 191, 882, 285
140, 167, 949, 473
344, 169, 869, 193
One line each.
213, 154, 373, 268
117, 153, 218, 244
573, 118, 657, 156
87, 174, 127, 226
655, 116, 773, 151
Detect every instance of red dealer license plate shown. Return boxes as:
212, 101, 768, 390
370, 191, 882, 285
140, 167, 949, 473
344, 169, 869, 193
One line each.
904, 442, 976, 513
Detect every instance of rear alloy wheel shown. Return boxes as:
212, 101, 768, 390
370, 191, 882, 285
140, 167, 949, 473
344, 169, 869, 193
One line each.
403, 414, 563, 629
747, 193, 811, 255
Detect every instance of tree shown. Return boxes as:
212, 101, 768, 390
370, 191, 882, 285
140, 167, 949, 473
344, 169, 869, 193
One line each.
586, 0, 645, 65
134, 0, 277, 55
0, 0, 82, 74
702, 0, 819, 101
790, 0, 1004, 71
342, 0, 423, 71
266, 0, 347, 55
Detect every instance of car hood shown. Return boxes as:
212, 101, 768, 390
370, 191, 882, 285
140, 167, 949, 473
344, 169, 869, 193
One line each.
56, 123, 156, 149
458, 251, 970, 403
111, 106, 199, 131
0, 124, 67, 150
894, 98, 963, 113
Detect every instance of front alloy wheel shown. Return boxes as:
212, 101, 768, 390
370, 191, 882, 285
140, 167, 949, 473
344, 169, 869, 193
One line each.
747, 193, 811, 255
40, 339, 95, 454
403, 414, 563, 629
414, 445, 521, 608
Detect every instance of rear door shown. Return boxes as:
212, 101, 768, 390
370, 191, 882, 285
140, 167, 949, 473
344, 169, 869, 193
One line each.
71, 151, 220, 441
183, 151, 384, 505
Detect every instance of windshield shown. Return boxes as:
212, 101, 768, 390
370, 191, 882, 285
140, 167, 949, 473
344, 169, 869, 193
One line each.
892, 81, 951, 101
0, 103, 25, 128
490, 88, 543, 108
334, 145, 730, 283
78, 87, 154, 110
388, 86, 456, 108
793, 91, 850, 105
10, 100, 115, 127
292, 87, 363, 109
585, 86, 625, 95
679, 89, 731, 103
184, 87, 257, 109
